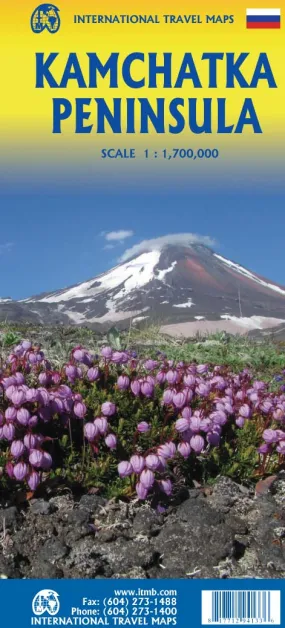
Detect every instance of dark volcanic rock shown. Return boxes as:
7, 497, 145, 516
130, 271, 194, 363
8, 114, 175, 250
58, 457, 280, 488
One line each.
149, 497, 235, 578
78, 494, 107, 513
0, 506, 18, 531
0, 476, 285, 579
30, 499, 52, 516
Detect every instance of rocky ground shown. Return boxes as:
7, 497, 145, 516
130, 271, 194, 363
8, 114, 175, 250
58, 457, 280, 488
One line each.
0, 475, 285, 580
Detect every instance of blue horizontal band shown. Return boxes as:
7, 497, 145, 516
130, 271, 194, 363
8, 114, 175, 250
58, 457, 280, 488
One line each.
247, 15, 280, 22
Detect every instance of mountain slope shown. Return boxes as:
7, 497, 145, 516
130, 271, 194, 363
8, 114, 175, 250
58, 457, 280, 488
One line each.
7, 243, 284, 330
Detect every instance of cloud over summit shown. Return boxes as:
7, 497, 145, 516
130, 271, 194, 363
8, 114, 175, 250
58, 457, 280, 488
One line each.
120, 233, 216, 262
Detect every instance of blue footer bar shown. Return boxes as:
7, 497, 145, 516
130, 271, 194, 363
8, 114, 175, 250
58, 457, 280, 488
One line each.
0, 580, 283, 628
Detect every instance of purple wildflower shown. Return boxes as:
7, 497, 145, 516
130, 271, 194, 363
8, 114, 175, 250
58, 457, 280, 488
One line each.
117, 375, 130, 391
175, 418, 190, 433
3, 424, 15, 441
190, 435, 205, 453
173, 391, 186, 409
136, 482, 148, 500
159, 479, 172, 495
162, 389, 174, 405
5, 407, 17, 423
27, 471, 40, 491
156, 371, 166, 384
145, 454, 160, 471
41, 452, 53, 470
105, 434, 117, 449
137, 421, 150, 433
131, 380, 141, 396
29, 449, 44, 468
101, 402, 116, 417
178, 442, 191, 458
94, 417, 108, 435
141, 381, 154, 398
87, 367, 100, 382
84, 423, 98, 442
101, 346, 113, 359
263, 429, 278, 444
74, 401, 87, 419
13, 462, 28, 481
166, 369, 178, 385
11, 390, 26, 407
140, 469, 155, 489
10, 440, 25, 458
118, 461, 133, 478
130, 455, 145, 474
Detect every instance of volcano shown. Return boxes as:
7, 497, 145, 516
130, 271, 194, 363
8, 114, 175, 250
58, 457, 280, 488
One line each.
1, 244, 285, 333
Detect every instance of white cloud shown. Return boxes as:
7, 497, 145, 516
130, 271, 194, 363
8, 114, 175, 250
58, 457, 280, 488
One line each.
105, 230, 134, 242
0, 242, 14, 255
120, 233, 216, 262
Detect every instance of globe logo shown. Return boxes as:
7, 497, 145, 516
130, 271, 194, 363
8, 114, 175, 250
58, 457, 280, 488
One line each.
32, 590, 60, 616
31, 4, 60, 34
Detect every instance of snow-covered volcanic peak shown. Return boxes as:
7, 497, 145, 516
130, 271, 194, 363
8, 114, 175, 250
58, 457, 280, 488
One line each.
23, 249, 179, 325
26, 251, 162, 305
25, 249, 175, 318
6, 243, 285, 329
214, 254, 285, 297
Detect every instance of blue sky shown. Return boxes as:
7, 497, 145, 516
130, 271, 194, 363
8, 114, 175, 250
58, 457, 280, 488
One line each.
0, 179, 284, 300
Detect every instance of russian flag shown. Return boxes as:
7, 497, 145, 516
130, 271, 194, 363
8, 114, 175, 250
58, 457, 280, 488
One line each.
246, 8, 281, 28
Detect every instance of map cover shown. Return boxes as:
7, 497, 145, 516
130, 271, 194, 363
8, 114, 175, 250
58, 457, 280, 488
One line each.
0, 1, 285, 625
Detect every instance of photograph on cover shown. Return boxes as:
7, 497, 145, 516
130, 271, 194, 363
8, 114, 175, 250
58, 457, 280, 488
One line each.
0, 0, 285, 603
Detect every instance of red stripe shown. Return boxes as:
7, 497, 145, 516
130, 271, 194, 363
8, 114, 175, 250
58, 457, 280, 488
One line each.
246, 21, 280, 28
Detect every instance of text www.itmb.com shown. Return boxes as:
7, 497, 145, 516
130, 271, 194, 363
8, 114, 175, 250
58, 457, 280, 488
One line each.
113, 590, 177, 597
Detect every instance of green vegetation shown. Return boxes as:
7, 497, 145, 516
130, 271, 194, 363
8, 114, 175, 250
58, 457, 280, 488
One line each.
0, 323, 284, 503
1, 322, 285, 376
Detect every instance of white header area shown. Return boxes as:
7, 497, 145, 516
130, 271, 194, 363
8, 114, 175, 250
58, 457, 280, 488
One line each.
246, 8, 281, 15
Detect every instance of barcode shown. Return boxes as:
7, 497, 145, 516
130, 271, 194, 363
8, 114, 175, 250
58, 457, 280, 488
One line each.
201, 590, 281, 624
